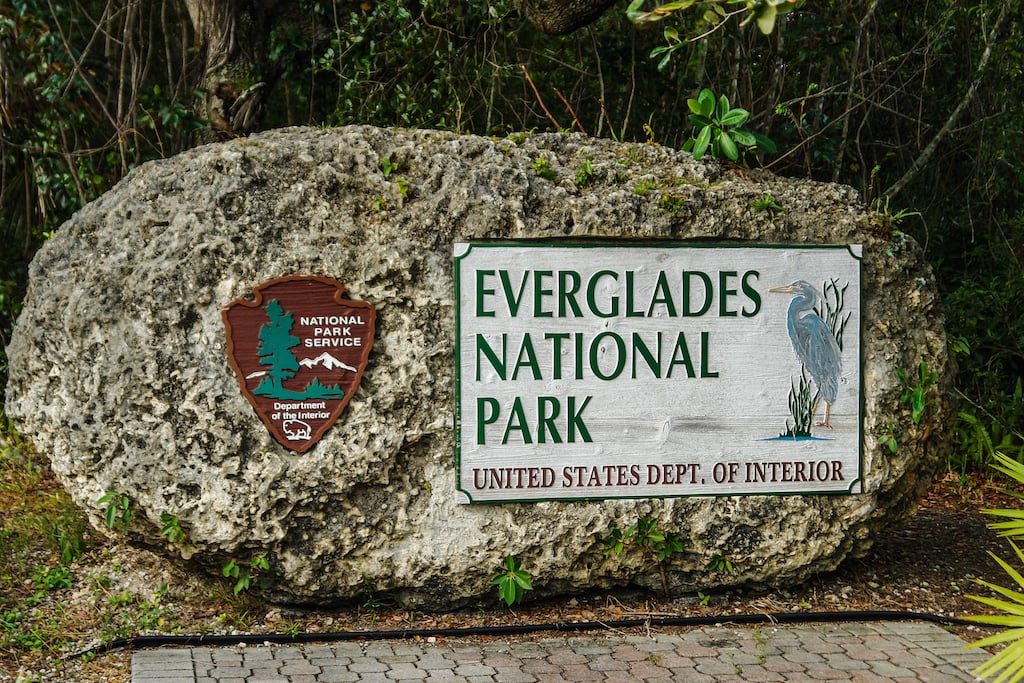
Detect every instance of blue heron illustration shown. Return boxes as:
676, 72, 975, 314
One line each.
769, 280, 842, 428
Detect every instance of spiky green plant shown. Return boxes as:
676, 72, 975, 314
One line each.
965, 452, 1024, 681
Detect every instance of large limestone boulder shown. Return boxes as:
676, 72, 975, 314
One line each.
5, 126, 951, 607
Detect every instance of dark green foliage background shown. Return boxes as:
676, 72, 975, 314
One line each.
2, 0, 1022, 468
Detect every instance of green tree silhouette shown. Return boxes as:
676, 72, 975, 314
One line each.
255, 300, 300, 393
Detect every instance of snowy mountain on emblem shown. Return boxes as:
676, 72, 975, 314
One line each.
299, 352, 357, 373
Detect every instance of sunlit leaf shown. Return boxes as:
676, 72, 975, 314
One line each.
716, 94, 730, 118
972, 637, 1024, 681
697, 88, 715, 117
720, 108, 749, 127
755, 5, 778, 34
692, 125, 711, 160
719, 131, 738, 160
658, 1, 696, 12
966, 625, 1024, 648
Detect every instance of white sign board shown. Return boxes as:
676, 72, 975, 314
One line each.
454, 243, 862, 503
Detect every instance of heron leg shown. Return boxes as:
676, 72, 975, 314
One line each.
815, 402, 833, 429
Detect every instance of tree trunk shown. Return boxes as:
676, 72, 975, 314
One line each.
183, 0, 281, 140
515, 0, 617, 35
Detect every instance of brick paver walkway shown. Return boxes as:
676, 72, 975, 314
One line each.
131, 621, 992, 682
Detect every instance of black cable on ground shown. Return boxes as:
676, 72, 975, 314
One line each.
66, 610, 1003, 660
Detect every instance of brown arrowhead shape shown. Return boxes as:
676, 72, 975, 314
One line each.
222, 276, 376, 453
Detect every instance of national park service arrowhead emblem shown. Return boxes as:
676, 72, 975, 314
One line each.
222, 276, 376, 452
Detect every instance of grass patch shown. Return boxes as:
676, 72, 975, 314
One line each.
0, 416, 93, 665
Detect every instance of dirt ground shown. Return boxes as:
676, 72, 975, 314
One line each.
2, 471, 1018, 682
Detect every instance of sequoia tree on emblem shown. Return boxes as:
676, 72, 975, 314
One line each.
222, 276, 376, 452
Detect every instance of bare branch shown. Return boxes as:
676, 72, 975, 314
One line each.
884, 1, 1009, 198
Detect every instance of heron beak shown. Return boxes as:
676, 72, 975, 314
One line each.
769, 285, 796, 293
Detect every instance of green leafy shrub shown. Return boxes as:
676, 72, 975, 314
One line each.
682, 88, 776, 162
491, 555, 533, 606
947, 269, 1024, 473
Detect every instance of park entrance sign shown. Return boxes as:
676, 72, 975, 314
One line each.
455, 243, 862, 503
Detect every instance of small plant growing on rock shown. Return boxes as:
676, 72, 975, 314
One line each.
878, 423, 899, 453
97, 490, 133, 533
379, 157, 399, 177
223, 555, 270, 596
573, 157, 595, 188
633, 178, 659, 196
531, 156, 555, 180
492, 555, 533, 606
706, 553, 735, 574
601, 516, 684, 595
750, 193, 782, 217
159, 512, 192, 553
898, 361, 937, 426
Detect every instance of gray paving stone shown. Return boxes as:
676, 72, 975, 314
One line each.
353, 674, 390, 683
279, 662, 321, 675
210, 651, 243, 664
667, 671, 717, 683
317, 668, 360, 682
205, 666, 251, 678
348, 657, 391, 673
506, 643, 547, 658
492, 665, 536, 683
838, 623, 885, 635
309, 657, 353, 666
822, 652, 873, 671
423, 671, 469, 682
781, 649, 827, 664
452, 662, 497, 677
446, 647, 485, 663
567, 642, 614, 655
694, 657, 744, 676
416, 654, 460, 670
250, 666, 284, 677
302, 644, 338, 659
363, 643, 396, 657
630, 638, 679, 652
332, 642, 366, 657
882, 621, 939, 633
385, 662, 429, 679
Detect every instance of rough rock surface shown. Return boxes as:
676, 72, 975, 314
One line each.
5, 126, 951, 607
